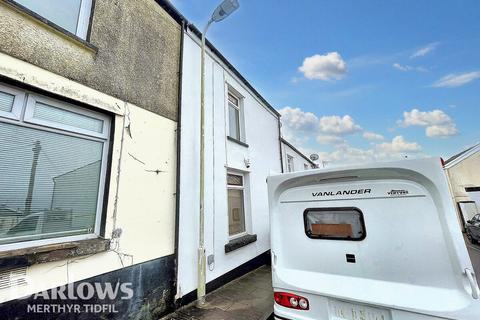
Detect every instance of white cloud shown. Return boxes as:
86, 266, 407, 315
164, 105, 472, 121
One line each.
316, 135, 345, 145
299, 52, 347, 81
432, 71, 480, 88
398, 108, 458, 138
410, 42, 439, 58
279, 107, 318, 131
363, 131, 384, 141
392, 63, 427, 72
318, 115, 362, 135
376, 135, 422, 153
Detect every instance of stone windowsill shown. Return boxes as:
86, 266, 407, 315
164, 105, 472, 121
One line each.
225, 234, 257, 253
227, 136, 249, 148
0, 238, 110, 270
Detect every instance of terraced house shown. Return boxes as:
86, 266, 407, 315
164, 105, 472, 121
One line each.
0, 0, 313, 318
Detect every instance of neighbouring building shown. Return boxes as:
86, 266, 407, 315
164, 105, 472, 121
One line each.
445, 143, 480, 228
0, 0, 182, 318
281, 138, 316, 172
176, 22, 283, 303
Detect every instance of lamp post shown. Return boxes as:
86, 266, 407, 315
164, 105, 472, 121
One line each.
198, 0, 240, 306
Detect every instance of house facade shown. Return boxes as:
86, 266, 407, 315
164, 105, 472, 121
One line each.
176, 24, 283, 302
445, 143, 480, 227
0, 0, 181, 318
280, 138, 316, 172
0, 0, 312, 317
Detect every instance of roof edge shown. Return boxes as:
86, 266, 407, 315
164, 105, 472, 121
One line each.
281, 138, 316, 166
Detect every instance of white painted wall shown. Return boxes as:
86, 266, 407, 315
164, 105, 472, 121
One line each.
176, 31, 282, 297
0, 54, 177, 302
281, 141, 314, 172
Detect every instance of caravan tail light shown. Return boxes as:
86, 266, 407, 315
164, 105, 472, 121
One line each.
274, 292, 309, 310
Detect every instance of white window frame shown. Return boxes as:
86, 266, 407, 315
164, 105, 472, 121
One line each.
24, 94, 110, 139
287, 154, 294, 172
227, 172, 248, 239
0, 83, 25, 120
0, 83, 110, 252
226, 87, 246, 142
14, 0, 93, 40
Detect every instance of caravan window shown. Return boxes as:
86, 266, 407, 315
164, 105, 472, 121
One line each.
304, 207, 366, 240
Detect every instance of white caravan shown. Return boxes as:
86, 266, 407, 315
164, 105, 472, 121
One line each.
268, 158, 480, 320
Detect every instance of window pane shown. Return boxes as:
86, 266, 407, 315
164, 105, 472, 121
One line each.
227, 174, 243, 186
34, 102, 104, 133
15, 0, 82, 34
228, 189, 245, 236
287, 155, 294, 172
0, 122, 103, 244
305, 208, 365, 240
0, 91, 14, 113
228, 93, 239, 106
228, 104, 240, 139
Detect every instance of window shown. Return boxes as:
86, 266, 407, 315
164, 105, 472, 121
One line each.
228, 92, 242, 141
287, 155, 294, 172
0, 83, 110, 249
304, 163, 309, 170
14, 0, 93, 39
227, 173, 246, 236
304, 208, 366, 240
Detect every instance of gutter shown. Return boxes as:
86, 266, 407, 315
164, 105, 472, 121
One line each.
173, 20, 185, 305
278, 119, 284, 173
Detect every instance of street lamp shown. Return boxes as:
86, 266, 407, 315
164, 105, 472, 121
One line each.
198, 0, 240, 306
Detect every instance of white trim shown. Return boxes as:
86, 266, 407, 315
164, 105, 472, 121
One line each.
76, 0, 93, 39
24, 93, 110, 139
0, 234, 98, 253
0, 83, 25, 120
227, 172, 247, 238
444, 143, 480, 169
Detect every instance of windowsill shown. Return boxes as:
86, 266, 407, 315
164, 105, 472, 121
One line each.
224, 234, 257, 253
227, 136, 249, 148
0, 238, 109, 270
4, 0, 98, 54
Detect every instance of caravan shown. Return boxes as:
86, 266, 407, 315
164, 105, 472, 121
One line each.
268, 158, 480, 320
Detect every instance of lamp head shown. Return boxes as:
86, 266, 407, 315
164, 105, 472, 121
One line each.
211, 0, 240, 22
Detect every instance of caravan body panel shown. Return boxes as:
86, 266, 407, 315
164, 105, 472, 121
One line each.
268, 158, 479, 320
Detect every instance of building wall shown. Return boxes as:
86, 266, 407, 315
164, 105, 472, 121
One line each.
0, 0, 180, 121
281, 142, 313, 172
447, 152, 480, 202
176, 32, 281, 297
0, 0, 180, 317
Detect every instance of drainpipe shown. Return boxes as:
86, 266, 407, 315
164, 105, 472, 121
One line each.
173, 20, 185, 306
277, 118, 284, 173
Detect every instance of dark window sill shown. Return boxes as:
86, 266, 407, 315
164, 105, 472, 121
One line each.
0, 238, 110, 270
225, 234, 257, 253
227, 136, 249, 148
5, 0, 98, 53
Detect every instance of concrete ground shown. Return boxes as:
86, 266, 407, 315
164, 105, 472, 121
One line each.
162, 265, 273, 320
464, 234, 480, 285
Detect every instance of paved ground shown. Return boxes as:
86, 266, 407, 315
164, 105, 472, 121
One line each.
162, 265, 273, 320
464, 235, 480, 285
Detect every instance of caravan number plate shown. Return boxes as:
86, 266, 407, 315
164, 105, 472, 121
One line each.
329, 299, 391, 320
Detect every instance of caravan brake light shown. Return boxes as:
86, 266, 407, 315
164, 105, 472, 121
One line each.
274, 292, 309, 310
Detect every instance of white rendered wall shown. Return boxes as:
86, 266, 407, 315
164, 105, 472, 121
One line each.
0, 53, 177, 302
281, 142, 312, 172
176, 32, 282, 297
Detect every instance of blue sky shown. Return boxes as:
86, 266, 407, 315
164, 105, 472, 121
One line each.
172, 0, 479, 164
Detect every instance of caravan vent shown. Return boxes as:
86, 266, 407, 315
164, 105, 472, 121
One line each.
0, 266, 27, 290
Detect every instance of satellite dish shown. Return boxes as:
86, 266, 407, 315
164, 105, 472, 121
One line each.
310, 153, 319, 161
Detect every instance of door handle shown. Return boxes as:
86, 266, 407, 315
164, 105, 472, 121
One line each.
465, 268, 480, 299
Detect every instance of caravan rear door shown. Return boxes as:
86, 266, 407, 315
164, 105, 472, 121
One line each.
268, 158, 480, 320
